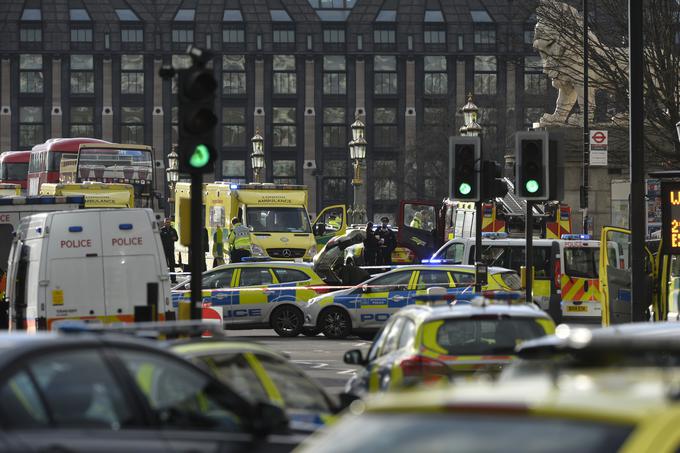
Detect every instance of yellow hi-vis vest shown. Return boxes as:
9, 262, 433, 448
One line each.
328, 218, 341, 229
229, 223, 252, 251
409, 217, 422, 229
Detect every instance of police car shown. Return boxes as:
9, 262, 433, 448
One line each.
342, 295, 555, 397
303, 264, 522, 339
299, 367, 680, 453
172, 261, 330, 337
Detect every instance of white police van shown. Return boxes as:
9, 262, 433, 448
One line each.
5, 208, 173, 330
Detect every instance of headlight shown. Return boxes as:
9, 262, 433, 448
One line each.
251, 244, 265, 256
307, 244, 317, 256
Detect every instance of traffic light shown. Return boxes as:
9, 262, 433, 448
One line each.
482, 160, 508, 201
515, 131, 549, 200
177, 63, 218, 174
449, 136, 481, 201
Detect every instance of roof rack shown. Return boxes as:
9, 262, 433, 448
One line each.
54, 320, 226, 340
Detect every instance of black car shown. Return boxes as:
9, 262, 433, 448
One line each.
0, 331, 301, 452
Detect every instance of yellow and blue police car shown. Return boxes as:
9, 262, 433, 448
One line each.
303, 264, 523, 339
299, 367, 680, 453
172, 262, 330, 337
342, 296, 555, 397
170, 339, 338, 434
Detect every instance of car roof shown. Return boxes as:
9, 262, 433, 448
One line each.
0, 331, 182, 368
168, 338, 288, 360
362, 367, 680, 423
397, 302, 550, 323
382, 264, 514, 274
210, 262, 315, 270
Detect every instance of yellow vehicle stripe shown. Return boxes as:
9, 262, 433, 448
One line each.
368, 369, 380, 393
244, 352, 284, 406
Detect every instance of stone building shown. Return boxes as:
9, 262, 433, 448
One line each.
0, 0, 556, 219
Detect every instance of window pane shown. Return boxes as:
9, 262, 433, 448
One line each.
71, 106, 93, 123
374, 107, 397, 124
323, 73, 346, 95
223, 10, 243, 21
174, 9, 196, 21
323, 56, 345, 71
223, 73, 246, 95
323, 107, 345, 124
0, 371, 48, 428
115, 9, 140, 21
71, 72, 95, 94
223, 107, 245, 123
121, 54, 143, 70
223, 160, 246, 177
273, 73, 296, 94
474, 56, 497, 71
424, 107, 445, 125
474, 74, 497, 95
325, 160, 346, 176
273, 55, 295, 71
69, 8, 91, 21
121, 72, 144, 94
20, 72, 43, 93
273, 126, 296, 146
21, 8, 42, 21
20, 106, 42, 122
323, 126, 346, 147
273, 107, 296, 123
121, 106, 143, 123
424, 56, 446, 71
374, 55, 396, 71
424, 73, 447, 95
30, 349, 132, 428
273, 160, 296, 177
71, 54, 93, 70
375, 73, 397, 95
223, 55, 246, 70
20, 54, 42, 69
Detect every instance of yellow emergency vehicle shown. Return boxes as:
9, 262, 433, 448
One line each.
0, 184, 21, 196
39, 182, 134, 208
175, 182, 346, 266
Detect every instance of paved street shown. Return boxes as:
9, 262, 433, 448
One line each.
230, 329, 371, 395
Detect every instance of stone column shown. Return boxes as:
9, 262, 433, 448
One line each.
101, 58, 113, 141
456, 60, 466, 131
506, 61, 517, 150
152, 59, 166, 192
253, 57, 265, 151
303, 58, 317, 216
51, 58, 62, 138
404, 58, 417, 199
1, 59, 11, 150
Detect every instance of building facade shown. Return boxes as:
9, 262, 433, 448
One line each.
0, 0, 555, 219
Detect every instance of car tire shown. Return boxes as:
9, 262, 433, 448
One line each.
270, 306, 303, 337
301, 327, 321, 337
320, 308, 352, 339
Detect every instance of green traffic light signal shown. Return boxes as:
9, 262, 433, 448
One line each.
458, 182, 472, 196
189, 144, 210, 168
525, 179, 540, 194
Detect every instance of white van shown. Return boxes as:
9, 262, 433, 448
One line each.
431, 234, 609, 324
6, 208, 173, 331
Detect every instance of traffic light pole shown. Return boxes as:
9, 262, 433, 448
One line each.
525, 201, 533, 305
189, 172, 203, 320
474, 200, 483, 293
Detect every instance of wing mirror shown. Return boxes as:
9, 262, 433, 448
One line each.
343, 349, 366, 366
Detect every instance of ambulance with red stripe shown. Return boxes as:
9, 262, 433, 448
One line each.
431, 233, 619, 324
5, 208, 173, 331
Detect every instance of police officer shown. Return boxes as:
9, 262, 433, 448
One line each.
159, 217, 178, 282
363, 222, 378, 266
328, 213, 341, 230
409, 211, 423, 229
228, 216, 252, 263
212, 225, 226, 268
376, 216, 396, 266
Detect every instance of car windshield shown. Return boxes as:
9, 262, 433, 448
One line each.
564, 247, 599, 278
422, 317, 548, 355
246, 207, 311, 233
303, 413, 632, 453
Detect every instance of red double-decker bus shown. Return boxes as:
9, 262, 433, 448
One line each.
0, 151, 30, 191
28, 138, 111, 195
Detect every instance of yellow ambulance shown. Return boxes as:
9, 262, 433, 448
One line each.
175, 182, 346, 266
40, 182, 134, 208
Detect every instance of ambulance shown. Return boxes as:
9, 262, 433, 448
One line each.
39, 182, 134, 208
175, 182, 346, 266
5, 208, 173, 331
430, 233, 616, 324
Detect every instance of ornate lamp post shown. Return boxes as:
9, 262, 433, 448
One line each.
250, 130, 265, 183
676, 120, 680, 143
460, 94, 481, 137
349, 117, 366, 224
165, 145, 179, 214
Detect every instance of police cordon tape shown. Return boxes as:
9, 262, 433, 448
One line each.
170, 264, 426, 280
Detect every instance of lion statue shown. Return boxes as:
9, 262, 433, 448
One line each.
533, 0, 623, 126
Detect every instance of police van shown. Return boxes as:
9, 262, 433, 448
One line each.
431, 233, 615, 324
5, 208, 173, 331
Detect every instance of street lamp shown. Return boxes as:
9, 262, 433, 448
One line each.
460, 94, 481, 137
348, 117, 367, 225
250, 130, 265, 183
165, 145, 179, 214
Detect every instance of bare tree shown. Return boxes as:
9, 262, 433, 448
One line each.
533, 0, 680, 167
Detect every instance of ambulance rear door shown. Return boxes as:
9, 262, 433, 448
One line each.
101, 209, 163, 319
599, 227, 633, 325
45, 211, 104, 322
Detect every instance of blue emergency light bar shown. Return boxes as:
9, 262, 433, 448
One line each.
481, 232, 509, 239
68, 226, 83, 233
241, 256, 272, 262
422, 258, 457, 264
561, 234, 591, 240
119, 223, 133, 230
